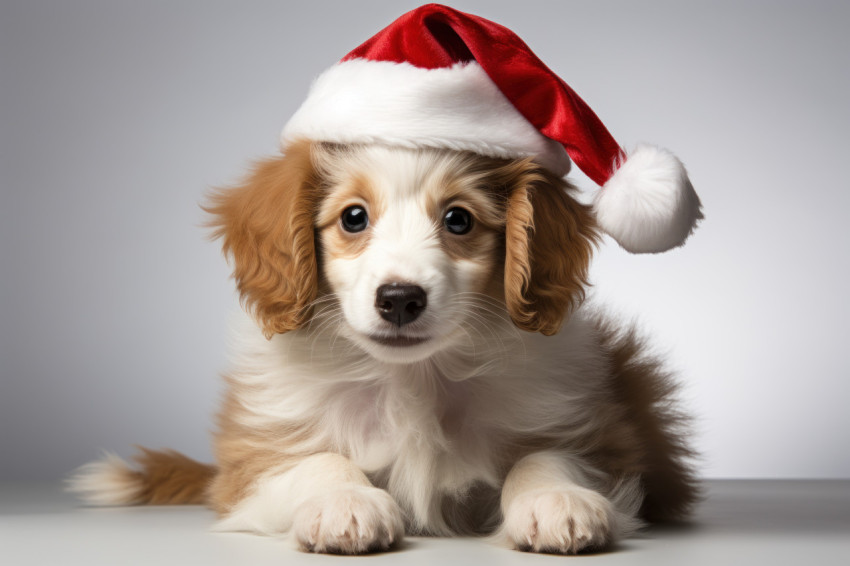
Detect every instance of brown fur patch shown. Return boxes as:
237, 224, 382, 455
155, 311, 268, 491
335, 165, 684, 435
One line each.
315, 172, 385, 229
315, 172, 380, 259
585, 317, 700, 522
502, 161, 598, 335
428, 164, 504, 263
319, 222, 373, 260
122, 448, 216, 505
204, 140, 322, 338
425, 171, 506, 232
437, 210, 500, 264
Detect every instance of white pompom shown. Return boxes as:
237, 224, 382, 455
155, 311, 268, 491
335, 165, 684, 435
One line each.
593, 144, 703, 254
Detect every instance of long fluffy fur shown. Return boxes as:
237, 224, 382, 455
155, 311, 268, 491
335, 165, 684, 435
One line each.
68, 449, 214, 506
69, 142, 697, 554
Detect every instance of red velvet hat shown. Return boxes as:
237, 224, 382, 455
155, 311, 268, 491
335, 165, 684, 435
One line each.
283, 4, 702, 253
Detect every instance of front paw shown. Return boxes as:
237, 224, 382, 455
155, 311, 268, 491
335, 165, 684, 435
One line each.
501, 487, 613, 554
292, 486, 404, 554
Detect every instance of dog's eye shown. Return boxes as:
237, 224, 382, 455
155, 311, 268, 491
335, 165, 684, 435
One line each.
340, 205, 369, 233
443, 207, 473, 235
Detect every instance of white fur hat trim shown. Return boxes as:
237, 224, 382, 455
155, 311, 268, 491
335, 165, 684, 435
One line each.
282, 59, 572, 177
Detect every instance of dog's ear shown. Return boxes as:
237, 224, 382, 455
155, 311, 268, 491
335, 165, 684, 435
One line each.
205, 140, 321, 338
503, 162, 598, 335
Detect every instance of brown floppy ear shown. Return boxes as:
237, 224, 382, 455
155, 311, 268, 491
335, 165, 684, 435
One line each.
504, 163, 599, 335
204, 140, 321, 338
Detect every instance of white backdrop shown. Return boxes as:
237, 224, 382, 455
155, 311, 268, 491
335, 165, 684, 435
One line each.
2, 0, 848, 481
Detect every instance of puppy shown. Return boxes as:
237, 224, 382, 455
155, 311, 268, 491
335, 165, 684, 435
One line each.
69, 140, 698, 554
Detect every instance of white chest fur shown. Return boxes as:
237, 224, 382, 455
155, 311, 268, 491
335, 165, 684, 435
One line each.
226, 309, 607, 530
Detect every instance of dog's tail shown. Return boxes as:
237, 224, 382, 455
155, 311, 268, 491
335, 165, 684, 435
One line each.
67, 448, 216, 506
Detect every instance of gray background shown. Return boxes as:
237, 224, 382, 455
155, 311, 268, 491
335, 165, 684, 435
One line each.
2, 0, 848, 482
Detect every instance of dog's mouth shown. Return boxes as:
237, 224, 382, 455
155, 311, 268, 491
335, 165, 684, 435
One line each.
368, 334, 430, 348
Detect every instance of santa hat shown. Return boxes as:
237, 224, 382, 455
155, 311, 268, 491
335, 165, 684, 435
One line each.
282, 4, 702, 253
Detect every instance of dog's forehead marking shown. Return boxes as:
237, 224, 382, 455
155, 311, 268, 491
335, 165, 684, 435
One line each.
371, 199, 441, 255
363, 147, 445, 201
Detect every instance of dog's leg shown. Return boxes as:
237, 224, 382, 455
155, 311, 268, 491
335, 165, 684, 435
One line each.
497, 451, 637, 554
214, 453, 404, 554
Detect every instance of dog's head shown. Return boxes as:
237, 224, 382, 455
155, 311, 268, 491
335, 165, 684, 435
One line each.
207, 141, 597, 363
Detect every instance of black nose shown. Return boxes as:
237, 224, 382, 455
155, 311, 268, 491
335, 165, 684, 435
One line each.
375, 284, 427, 327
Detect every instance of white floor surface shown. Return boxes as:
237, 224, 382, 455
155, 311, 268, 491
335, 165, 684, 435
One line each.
1, 480, 849, 565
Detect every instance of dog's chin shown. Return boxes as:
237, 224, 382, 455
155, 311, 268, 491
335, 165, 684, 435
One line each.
344, 325, 447, 364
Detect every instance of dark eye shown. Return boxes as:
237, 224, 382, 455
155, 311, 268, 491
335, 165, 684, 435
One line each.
443, 207, 473, 235
341, 205, 368, 233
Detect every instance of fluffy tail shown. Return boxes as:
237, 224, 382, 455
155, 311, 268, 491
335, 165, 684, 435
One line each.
67, 448, 216, 506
